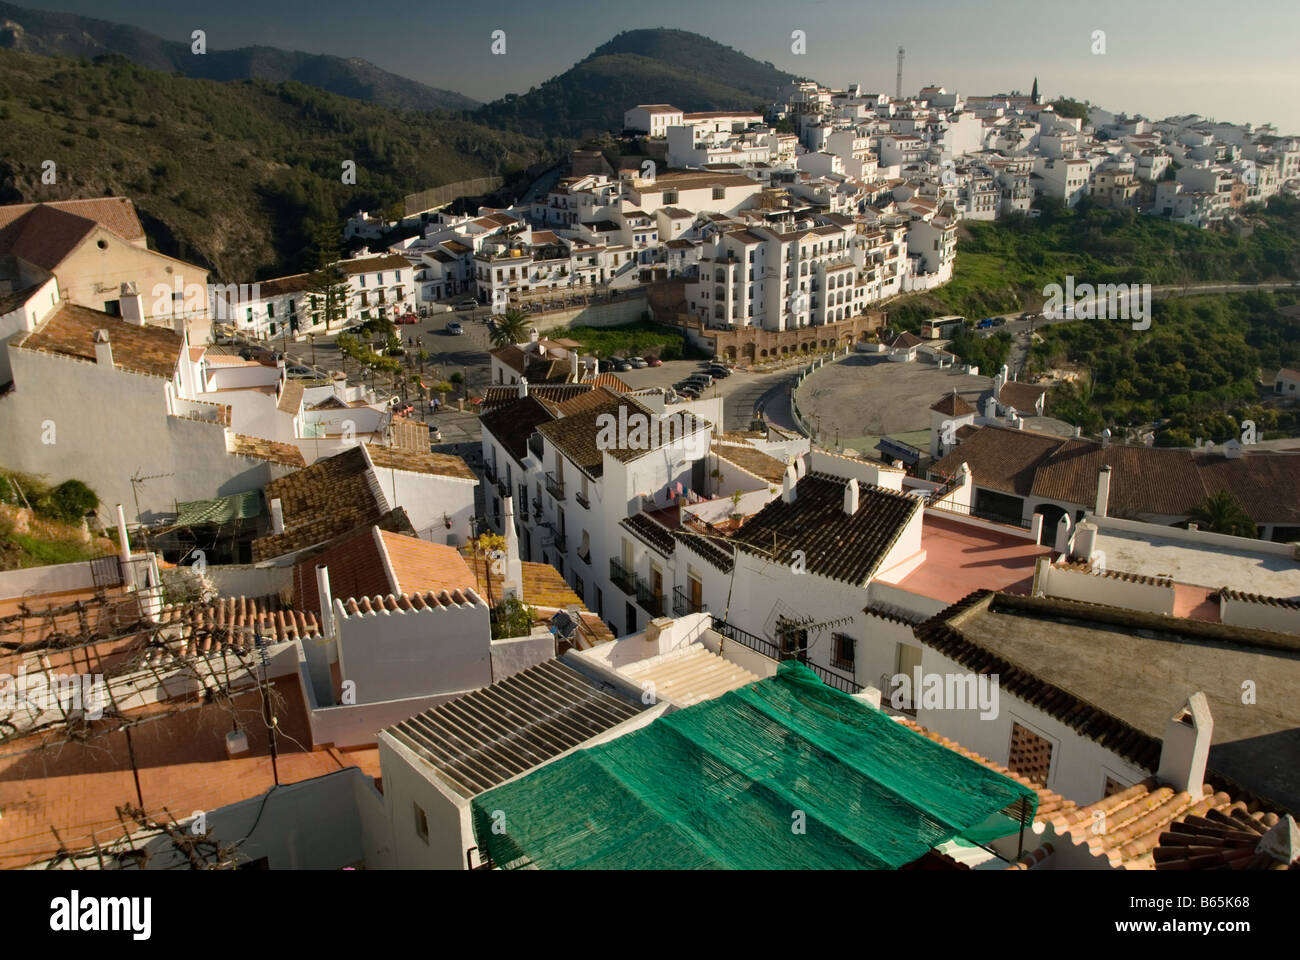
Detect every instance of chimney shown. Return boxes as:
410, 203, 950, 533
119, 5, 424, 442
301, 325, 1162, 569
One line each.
794, 455, 807, 478
316, 564, 334, 639
1157, 692, 1213, 800
115, 504, 131, 563
93, 329, 113, 368
1095, 465, 1112, 518
843, 477, 859, 515
569, 352, 579, 382
781, 464, 797, 504
518, 377, 529, 398
1101, 427, 1111, 449
1053, 512, 1072, 554
270, 497, 285, 535
120, 283, 145, 325
501, 495, 524, 600
1071, 520, 1098, 562
983, 395, 997, 419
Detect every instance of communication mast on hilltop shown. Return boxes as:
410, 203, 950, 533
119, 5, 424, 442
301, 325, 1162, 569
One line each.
896, 46, 904, 100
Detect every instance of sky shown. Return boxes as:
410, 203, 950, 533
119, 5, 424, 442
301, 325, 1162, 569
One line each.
15, 0, 1300, 134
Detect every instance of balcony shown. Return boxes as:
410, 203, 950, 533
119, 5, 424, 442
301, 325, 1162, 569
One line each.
496, 478, 509, 500
672, 585, 707, 617
575, 489, 590, 509
531, 497, 543, 516
548, 527, 567, 553
634, 575, 665, 617
483, 463, 497, 484
545, 472, 566, 501
609, 557, 635, 595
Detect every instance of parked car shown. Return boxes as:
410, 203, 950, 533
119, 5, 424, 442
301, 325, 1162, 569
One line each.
608, 357, 632, 372
454, 299, 477, 311
707, 365, 731, 378
286, 365, 314, 378
446, 321, 464, 335
687, 374, 713, 388
990, 317, 1006, 327
626, 356, 648, 369
391, 401, 415, 417
645, 356, 663, 367
679, 386, 700, 399
396, 313, 418, 325
977, 317, 995, 329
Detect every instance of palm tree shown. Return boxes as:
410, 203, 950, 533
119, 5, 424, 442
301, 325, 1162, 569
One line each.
489, 307, 530, 348
1187, 490, 1257, 538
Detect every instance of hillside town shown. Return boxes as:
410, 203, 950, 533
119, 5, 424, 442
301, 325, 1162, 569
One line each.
2, 58, 1298, 885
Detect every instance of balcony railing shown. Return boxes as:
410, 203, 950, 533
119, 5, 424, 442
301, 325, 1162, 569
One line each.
672, 585, 707, 617
545, 472, 566, 501
483, 463, 497, 484
712, 618, 860, 694
575, 489, 590, 509
609, 557, 635, 595
531, 497, 543, 516
634, 575, 664, 617
548, 527, 567, 553
496, 478, 509, 500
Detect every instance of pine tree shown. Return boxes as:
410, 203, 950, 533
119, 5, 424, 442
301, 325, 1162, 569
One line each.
305, 222, 350, 332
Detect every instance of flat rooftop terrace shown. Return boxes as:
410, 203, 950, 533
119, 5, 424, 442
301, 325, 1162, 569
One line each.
1093, 527, 1300, 599
893, 514, 1050, 603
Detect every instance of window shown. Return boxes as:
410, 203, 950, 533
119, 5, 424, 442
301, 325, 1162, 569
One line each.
359, 275, 366, 287
831, 633, 855, 670
1008, 721, 1054, 787
1103, 776, 1128, 798
413, 803, 429, 843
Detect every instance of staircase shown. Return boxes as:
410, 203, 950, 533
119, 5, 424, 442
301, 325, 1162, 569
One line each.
619, 644, 761, 707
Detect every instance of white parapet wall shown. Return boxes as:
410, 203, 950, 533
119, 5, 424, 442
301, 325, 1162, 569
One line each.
1219, 593, 1300, 635
1034, 557, 1176, 616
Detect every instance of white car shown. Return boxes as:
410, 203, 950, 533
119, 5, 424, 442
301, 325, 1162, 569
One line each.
626, 356, 648, 369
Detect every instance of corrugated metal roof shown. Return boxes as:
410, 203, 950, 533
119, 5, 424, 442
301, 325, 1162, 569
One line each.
174, 490, 264, 526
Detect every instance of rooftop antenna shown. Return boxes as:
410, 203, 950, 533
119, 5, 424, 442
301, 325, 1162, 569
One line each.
895, 46, 905, 100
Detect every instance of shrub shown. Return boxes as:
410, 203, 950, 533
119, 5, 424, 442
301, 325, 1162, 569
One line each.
39, 479, 99, 524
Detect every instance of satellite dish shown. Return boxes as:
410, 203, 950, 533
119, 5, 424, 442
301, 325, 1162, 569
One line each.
549, 609, 578, 640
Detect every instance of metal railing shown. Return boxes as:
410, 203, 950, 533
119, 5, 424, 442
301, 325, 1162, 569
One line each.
545, 472, 566, 501
634, 575, 664, 617
609, 557, 635, 595
712, 619, 861, 694
483, 463, 497, 484
575, 490, 590, 509
672, 585, 707, 617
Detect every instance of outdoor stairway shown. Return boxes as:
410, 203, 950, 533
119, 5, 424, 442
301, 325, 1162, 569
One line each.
619, 644, 762, 707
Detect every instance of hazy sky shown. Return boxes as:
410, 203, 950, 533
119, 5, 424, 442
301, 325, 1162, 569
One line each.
18, 0, 1300, 133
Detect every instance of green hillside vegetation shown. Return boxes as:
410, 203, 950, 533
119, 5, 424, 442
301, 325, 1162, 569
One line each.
0, 0, 477, 111
1027, 291, 1300, 444
887, 196, 1300, 328
475, 29, 802, 139
0, 48, 547, 278
564, 320, 694, 360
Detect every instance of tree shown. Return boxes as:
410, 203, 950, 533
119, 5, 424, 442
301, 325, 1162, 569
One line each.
470, 532, 507, 610
449, 371, 465, 398
305, 223, 350, 331
1187, 490, 1257, 538
489, 307, 531, 348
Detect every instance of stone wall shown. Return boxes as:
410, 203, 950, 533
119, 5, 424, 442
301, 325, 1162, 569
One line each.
665, 311, 885, 361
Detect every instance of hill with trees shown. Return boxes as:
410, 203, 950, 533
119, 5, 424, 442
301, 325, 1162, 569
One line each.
0, 48, 547, 278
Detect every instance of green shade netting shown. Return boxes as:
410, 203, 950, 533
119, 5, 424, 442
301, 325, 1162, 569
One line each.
175, 490, 263, 525
471, 661, 1036, 869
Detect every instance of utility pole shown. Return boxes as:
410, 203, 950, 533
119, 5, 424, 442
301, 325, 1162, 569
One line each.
896, 46, 905, 100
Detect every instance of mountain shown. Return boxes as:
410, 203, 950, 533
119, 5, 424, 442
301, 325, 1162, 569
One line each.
0, 1, 478, 111
474, 28, 807, 139
0, 48, 545, 278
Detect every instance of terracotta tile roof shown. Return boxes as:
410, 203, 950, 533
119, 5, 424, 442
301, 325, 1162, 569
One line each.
887, 331, 924, 349
379, 529, 479, 596
730, 473, 921, 585
464, 555, 614, 644
386, 416, 428, 452
338, 254, 409, 275
1056, 560, 1173, 588
1216, 588, 1300, 609
293, 525, 391, 615
481, 383, 589, 415
161, 596, 322, 656
937, 425, 1300, 523
930, 390, 975, 416
480, 395, 556, 462
544, 385, 623, 417
587, 372, 631, 392
914, 591, 1300, 813
0, 205, 99, 269
620, 512, 676, 556
998, 381, 1048, 414
277, 378, 305, 413
0, 197, 144, 242
229, 433, 306, 467
1037, 777, 1295, 870
365, 443, 475, 480
252, 446, 388, 560
17, 302, 182, 378
310, 394, 350, 410
711, 441, 788, 483
674, 530, 735, 573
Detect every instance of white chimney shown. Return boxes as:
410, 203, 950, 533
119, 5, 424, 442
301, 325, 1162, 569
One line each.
794, 455, 807, 478
120, 283, 145, 325
1101, 427, 1111, 449
843, 477, 859, 516
1157, 692, 1213, 799
1053, 512, 1072, 554
518, 377, 529, 398
1071, 520, 1098, 562
569, 352, 579, 381
528, 327, 540, 343
501, 495, 523, 600
115, 503, 131, 563
1095, 465, 1112, 518
316, 564, 334, 639
93, 329, 113, 368
983, 395, 997, 419
270, 497, 285, 535
781, 464, 797, 504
